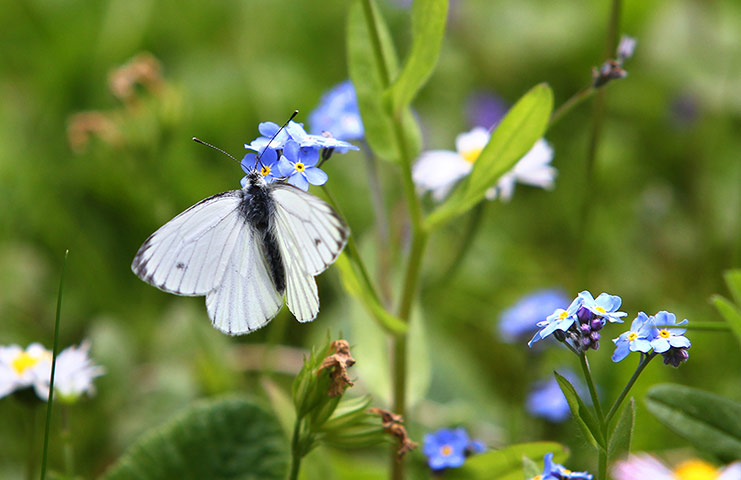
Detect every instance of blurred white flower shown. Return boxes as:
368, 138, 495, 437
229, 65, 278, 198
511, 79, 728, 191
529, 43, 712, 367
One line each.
412, 127, 555, 202
613, 454, 741, 480
0, 343, 52, 399
36, 341, 104, 403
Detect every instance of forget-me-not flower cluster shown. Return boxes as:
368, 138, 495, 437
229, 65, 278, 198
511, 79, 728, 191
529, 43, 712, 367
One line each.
612, 310, 691, 367
528, 290, 627, 352
241, 119, 359, 191
530, 452, 593, 480
498, 289, 570, 343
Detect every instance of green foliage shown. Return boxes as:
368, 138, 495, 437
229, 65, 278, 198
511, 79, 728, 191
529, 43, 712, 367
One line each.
711, 269, 741, 347
425, 83, 554, 229
101, 397, 288, 480
347, 0, 422, 163
645, 384, 741, 462
386, 0, 449, 116
607, 397, 634, 459
554, 371, 604, 451
445, 442, 568, 480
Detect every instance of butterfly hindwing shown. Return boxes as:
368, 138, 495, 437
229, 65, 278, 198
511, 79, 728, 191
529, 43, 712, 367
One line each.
205, 224, 283, 335
131, 191, 244, 296
270, 183, 349, 322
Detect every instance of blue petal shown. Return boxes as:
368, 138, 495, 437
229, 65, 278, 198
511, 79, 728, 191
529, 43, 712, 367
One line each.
283, 140, 300, 161
611, 342, 630, 362
304, 166, 328, 186
258, 122, 280, 137
651, 337, 670, 353
300, 146, 320, 167
288, 173, 309, 191
631, 338, 652, 352
241, 153, 257, 173
669, 336, 691, 348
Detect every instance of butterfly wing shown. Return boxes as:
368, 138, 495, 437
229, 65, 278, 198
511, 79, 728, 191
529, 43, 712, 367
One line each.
205, 224, 283, 335
270, 183, 349, 322
131, 191, 245, 296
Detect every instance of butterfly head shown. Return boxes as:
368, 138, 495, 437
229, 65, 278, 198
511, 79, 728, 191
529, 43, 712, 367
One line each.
243, 169, 268, 188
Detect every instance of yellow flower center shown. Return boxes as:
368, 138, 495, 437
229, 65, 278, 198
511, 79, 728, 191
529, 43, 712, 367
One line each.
659, 329, 671, 338
440, 445, 453, 457
595, 306, 606, 314
11, 352, 40, 376
558, 310, 569, 320
532, 476, 543, 480
674, 459, 719, 480
628, 332, 638, 341
295, 162, 305, 173
562, 469, 572, 474
461, 147, 483, 164
260, 165, 271, 176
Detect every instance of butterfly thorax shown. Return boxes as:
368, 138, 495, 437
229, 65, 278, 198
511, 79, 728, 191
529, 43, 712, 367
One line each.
240, 170, 286, 294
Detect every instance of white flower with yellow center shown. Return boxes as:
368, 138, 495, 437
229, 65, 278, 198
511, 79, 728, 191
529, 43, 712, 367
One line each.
35, 341, 104, 403
0, 343, 52, 399
412, 127, 556, 202
613, 454, 741, 480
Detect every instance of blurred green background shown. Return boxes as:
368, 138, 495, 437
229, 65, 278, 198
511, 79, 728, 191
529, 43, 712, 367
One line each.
1, 0, 740, 478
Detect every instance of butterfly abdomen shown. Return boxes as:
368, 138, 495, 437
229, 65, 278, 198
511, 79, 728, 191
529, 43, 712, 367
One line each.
240, 182, 286, 294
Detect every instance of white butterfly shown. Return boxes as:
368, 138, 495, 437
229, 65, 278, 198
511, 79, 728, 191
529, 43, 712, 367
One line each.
132, 169, 349, 335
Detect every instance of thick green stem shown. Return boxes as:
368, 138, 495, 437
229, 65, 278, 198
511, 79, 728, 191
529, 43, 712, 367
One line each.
598, 449, 608, 480
605, 353, 655, 424
288, 417, 303, 480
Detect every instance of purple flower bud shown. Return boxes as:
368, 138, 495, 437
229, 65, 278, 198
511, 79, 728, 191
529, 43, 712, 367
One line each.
590, 319, 604, 331
590, 331, 601, 342
577, 307, 592, 323
580, 324, 592, 334
662, 347, 689, 367
591, 340, 600, 351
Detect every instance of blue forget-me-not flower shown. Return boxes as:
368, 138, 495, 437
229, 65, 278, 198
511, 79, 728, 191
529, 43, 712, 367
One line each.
528, 295, 584, 347
499, 289, 570, 343
611, 310, 691, 367
422, 427, 485, 471
309, 80, 364, 142
611, 312, 654, 362
276, 140, 328, 191
531, 452, 593, 480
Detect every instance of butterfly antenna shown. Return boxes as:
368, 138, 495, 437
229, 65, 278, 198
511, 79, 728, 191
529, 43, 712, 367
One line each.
192, 137, 241, 164
254, 109, 299, 168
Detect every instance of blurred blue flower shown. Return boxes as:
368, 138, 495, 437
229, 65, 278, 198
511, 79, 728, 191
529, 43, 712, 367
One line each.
423, 428, 485, 471
532, 453, 593, 480
498, 289, 570, 343
526, 369, 583, 423
611, 312, 654, 362
466, 91, 508, 129
649, 311, 690, 354
528, 296, 584, 347
241, 147, 279, 186
309, 81, 364, 141
276, 141, 328, 191
578, 291, 627, 324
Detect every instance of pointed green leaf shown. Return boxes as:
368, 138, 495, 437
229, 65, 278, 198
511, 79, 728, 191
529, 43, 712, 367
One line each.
724, 270, 741, 305
101, 397, 288, 480
386, 0, 448, 115
608, 397, 634, 459
522, 456, 541, 479
425, 84, 553, 229
554, 371, 605, 450
645, 384, 741, 462
347, 0, 421, 163
711, 295, 741, 347
445, 442, 567, 480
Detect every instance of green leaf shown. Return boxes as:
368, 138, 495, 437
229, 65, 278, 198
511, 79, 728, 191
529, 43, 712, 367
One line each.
101, 397, 288, 480
522, 456, 541, 479
386, 0, 448, 115
334, 254, 407, 335
445, 442, 568, 480
608, 397, 634, 459
711, 294, 741, 347
347, 0, 421, 163
554, 371, 605, 450
425, 84, 553, 230
724, 269, 741, 305
645, 384, 741, 462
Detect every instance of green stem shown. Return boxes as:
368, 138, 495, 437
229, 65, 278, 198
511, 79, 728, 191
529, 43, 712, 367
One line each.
549, 85, 595, 128
598, 449, 608, 480
578, 353, 604, 423
432, 202, 487, 287
288, 417, 303, 480
605, 353, 655, 424
41, 249, 69, 480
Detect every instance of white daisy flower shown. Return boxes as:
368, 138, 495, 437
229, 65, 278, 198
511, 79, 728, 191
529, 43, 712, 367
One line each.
35, 341, 104, 403
412, 127, 556, 203
0, 343, 52, 399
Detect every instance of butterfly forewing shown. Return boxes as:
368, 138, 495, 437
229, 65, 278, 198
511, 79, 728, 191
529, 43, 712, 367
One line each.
131, 191, 244, 296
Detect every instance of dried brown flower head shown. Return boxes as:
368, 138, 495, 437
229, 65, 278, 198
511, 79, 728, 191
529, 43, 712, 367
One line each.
318, 339, 356, 397
369, 407, 418, 459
